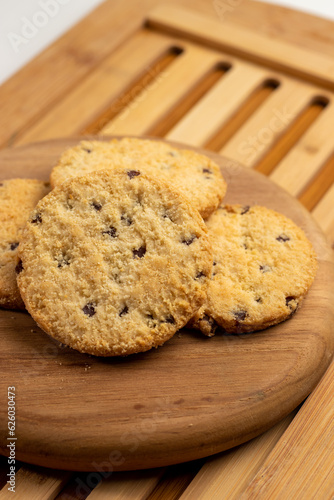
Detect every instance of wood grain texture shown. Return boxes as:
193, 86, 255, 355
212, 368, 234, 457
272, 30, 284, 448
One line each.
15, 29, 175, 146
147, 5, 334, 90
312, 183, 334, 246
0, 465, 71, 500
166, 62, 269, 147
101, 44, 220, 136
0, 137, 333, 473
179, 413, 296, 500
87, 469, 164, 500
243, 360, 334, 499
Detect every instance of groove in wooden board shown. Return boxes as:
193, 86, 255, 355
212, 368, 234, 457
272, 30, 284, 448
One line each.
299, 156, 334, 211
242, 361, 334, 500
0, 465, 72, 500
179, 413, 296, 500
14, 30, 174, 146
0, 0, 158, 150
270, 103, 334, 198
54, 471, 96, 500
146, 5, 334, 91
220, 82, 317, 168
312, 183, 334, 248
101, 45, 221, 136
146, 461, 204, 500
204, 79, 279, 152
166, 63, 270, 147
256, 99, 328, 176
147, 63, 229, 137
86, 469, 164, 500
83, 47, 183, 135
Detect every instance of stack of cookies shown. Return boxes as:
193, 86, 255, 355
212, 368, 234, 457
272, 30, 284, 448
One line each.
0, 138, 317, 356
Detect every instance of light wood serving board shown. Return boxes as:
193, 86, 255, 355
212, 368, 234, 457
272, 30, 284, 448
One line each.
0, 137, 333, 472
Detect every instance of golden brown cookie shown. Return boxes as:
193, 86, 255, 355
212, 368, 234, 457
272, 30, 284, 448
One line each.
18, 168, 213, 356
190, 205, 318, 335
0, 179, 50, 310
50, 138, 226, 219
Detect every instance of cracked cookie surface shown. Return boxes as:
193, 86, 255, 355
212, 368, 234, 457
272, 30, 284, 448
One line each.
0, 179, 50, 310
189, 205, 318, 335
18, 168, 213, 356
50, 138, 227, 219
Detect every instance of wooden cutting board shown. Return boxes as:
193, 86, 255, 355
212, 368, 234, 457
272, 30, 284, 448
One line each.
0, 137, 333, 472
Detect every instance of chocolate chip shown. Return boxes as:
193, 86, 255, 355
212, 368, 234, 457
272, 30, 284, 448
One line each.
57, 256, 70, 268
31, 213, 42, 224
103, 227, 117, 238
10, 242, 19, 251
163, 211, 175, 223
203, 168, 212, 174
15, 260, 23, 274
213, 261, 217, 266
195, 271, 206, 280
133, 245, 146, 258
182, 235, 197, 245
119, 306, 128, 317
121, 214, 132, 226
260, 264, 271, 273
241, 206, 250, 215
83, 148, 92, 153
202, 314, 218, 335
165, 315, 175, 324
83, 303, 96, 317
255, 297, 262, 303
92, 201, 102, 211
147, 313, 157, 327
277, 234, 290, 242
127, 170, 140, 179
285, 296, 296, 307
233, 310, 248, 321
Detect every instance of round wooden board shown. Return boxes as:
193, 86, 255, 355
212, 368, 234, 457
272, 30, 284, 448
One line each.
0, 137, 333, 472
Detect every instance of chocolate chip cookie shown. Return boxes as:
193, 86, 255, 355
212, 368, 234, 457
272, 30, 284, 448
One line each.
0, 179, 50, 310
18, 168, 213, 356
50, 137, 227, 219
190, 205, 318, 335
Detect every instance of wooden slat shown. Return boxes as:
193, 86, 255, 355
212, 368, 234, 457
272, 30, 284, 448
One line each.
15, 30, 174, 146
86, 469, 164, 500
146, 5, 334, 90
270, 104, 334, 196
312, 183, 334, 247
299, 157, 334, 211
256, 100, 326, 176
0, 465, 71, 500
242, 361, 334, 499
146, 461, 204, 500
220, 81, 316, 167
179, 413, 295, 500
166, 62, 269, 146
205, 81, 278, 153
101, 44, 220, 136
147, 64, 228, 138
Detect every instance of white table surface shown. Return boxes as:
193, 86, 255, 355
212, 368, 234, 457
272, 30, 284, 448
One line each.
0, 0, 333, 86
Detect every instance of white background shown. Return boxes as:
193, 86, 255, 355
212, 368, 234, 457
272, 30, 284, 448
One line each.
0, 0, 333, 86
